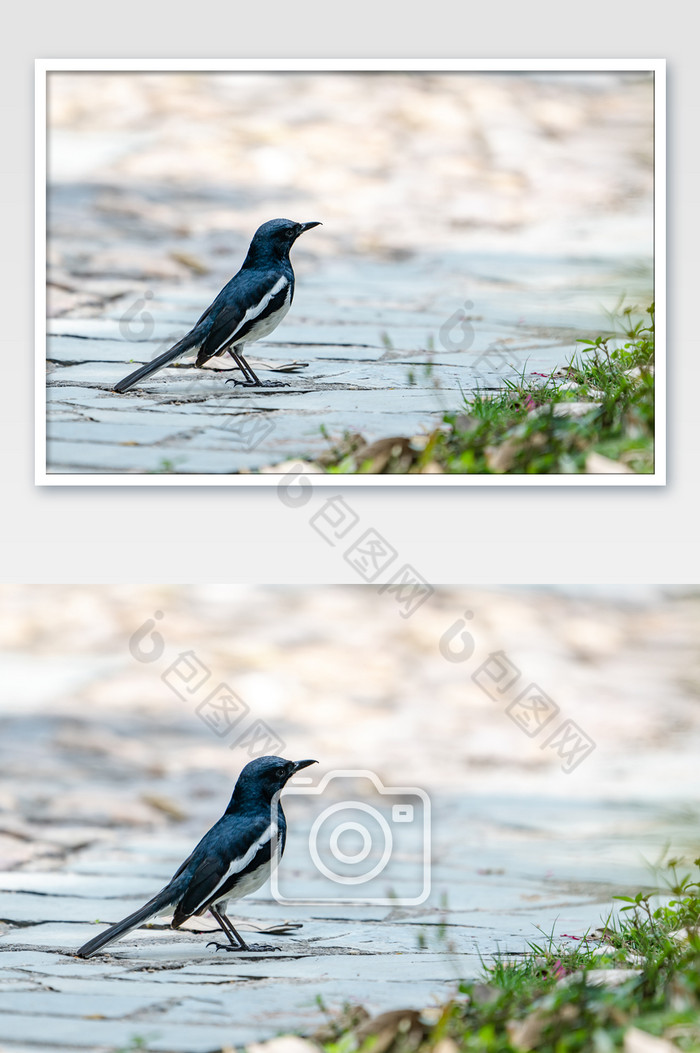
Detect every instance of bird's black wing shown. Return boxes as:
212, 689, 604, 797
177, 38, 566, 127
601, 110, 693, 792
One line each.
195, 268, 292, 366
172, 855, 228, 926
171, 811, 281, 925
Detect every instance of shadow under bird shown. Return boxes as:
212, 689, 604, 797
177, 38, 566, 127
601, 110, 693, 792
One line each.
76, 756, 317, 958
113, 218, 322, 394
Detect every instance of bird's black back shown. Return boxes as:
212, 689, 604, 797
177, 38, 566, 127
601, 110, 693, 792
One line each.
194, 262, 295, 364
170, 798, 287, 926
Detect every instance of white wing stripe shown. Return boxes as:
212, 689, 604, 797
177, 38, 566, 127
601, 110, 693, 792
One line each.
203, 823, 277, 906
213, 276, 288, 355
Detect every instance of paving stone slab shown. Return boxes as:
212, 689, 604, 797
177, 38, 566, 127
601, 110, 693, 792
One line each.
0, 873, 168, 898
45, 251, 652, 475
45, 440, 279, 475
46, 421, 198, 447
48, 336, 152, 365
46, 387, 160, 409
0, 989, 170, 1019
0, 1012, 262, 1051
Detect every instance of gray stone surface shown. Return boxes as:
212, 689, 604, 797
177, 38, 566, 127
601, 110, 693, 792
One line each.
0, 798, 694, 1050
45, 256, 652, 475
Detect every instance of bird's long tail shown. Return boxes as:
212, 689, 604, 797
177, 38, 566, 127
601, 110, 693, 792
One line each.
76, 886, 177, 958
113, 331, 202, 394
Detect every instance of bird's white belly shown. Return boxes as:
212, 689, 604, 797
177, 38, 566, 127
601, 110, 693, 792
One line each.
212, 831, 283, 906
220, 858, 273, 901
244, 293, 292, 343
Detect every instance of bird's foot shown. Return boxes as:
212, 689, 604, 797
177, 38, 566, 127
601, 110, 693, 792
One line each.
207, 940, 277, 953
224, 378, 288, 388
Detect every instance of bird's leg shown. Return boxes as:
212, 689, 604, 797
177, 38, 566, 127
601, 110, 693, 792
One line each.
206, 906, 275, 954
226, 349, 259, 385
225, 349, 288, 389
207, 905, 248, 949
211, 906, 243, 947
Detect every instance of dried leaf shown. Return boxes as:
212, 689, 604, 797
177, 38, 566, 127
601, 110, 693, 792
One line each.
355, 1009, 425, 1053
506, 1012, 545, 1051
258, 459, 324, 475
585, 452, 634, 474
432, 1040, 460, 1053
507, 1005, 578, 1051
623, 1026, 678, 1053
354, 436, 415, 473
141, 793, 188, 821
311, 1004, 369, 1044
268, 361, 309, 373
170, 250, 209, 275
485, 436, 520, 472
247, 1038, 319, 1053
202, 358, 308, 373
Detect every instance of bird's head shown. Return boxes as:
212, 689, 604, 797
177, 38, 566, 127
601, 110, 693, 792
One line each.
232, 755, 318, 805
245, 218, 322, 263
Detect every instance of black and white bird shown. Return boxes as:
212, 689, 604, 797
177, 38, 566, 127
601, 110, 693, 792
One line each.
113, 219, 321, 393
76, 756, 317, 958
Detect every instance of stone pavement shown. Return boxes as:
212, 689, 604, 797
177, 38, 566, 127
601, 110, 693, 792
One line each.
1, 794, 694, 1053
46, 252, 651, 475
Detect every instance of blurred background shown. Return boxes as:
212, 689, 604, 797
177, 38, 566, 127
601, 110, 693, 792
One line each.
1, 584, 697, 872
47, 70, 654, 317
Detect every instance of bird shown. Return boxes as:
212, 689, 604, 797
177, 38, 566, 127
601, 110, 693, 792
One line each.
76, 756, 317, 958
113, 218, 321, 393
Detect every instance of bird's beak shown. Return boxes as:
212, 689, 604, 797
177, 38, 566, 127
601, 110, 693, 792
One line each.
297, 221, 322, 235
292, 759, 318, 773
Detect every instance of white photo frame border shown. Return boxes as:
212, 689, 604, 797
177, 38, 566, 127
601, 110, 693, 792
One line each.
35, 58, 665, 486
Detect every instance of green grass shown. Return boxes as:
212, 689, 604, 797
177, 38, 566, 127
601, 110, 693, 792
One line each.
318, 303, 655, 476
313, 855, 700, 1053
113, 1036, 158, 1052
437, 302, 655, 475
147, 456, 186, 474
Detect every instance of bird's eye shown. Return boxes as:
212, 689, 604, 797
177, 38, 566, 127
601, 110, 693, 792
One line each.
276, 767, 286, 778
